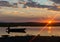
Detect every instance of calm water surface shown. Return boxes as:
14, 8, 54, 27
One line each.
0, 26, 60, 36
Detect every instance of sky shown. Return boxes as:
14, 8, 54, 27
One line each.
0, 8, 60, 22
0, 0, 54, 5
0, 0, 60, 22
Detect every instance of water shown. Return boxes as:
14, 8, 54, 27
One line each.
0, 26, 60, 36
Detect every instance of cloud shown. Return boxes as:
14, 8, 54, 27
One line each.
0, 8, 60, 22
50, 0, 60, 4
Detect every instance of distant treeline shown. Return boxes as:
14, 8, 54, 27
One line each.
0, 22, 60, 27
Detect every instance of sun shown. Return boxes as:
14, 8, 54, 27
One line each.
48, 20, 52, 24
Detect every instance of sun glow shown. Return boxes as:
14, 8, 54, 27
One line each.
45, 19, 55, 24
48, 20, 52, 24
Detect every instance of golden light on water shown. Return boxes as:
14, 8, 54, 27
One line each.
47, 20, 53, 34
48, 26, 52, 34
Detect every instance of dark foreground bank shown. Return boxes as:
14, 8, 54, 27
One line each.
0, 35, 60, 42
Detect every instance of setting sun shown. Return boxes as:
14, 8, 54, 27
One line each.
48, 20, 52, 24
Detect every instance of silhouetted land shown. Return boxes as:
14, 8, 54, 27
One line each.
0, 22, 60, 27
0, 35, 60, 42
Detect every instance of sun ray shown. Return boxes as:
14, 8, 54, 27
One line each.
29, 14, 59, 42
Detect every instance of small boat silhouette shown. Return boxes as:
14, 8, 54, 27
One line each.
6, 27, 26, 34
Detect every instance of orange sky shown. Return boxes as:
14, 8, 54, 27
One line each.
0, 8, 60, 22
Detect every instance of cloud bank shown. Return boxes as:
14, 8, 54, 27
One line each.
50, 0, 60, 4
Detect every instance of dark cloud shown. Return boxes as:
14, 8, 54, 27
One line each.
25, 2, 60, 11
23, 0, 60, 11
50, 0, 60, 4
0, 1, 13, 7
